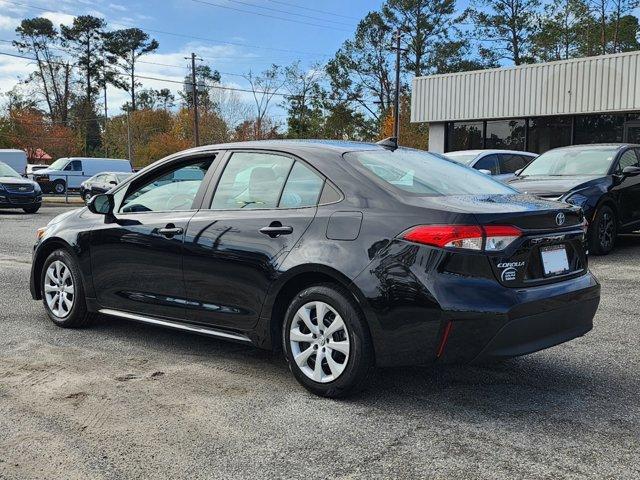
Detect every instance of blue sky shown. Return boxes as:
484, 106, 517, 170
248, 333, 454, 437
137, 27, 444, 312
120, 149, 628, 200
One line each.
0, 0, 399, 116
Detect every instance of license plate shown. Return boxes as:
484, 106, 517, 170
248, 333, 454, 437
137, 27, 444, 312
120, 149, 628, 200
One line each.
540, 245, 569, 276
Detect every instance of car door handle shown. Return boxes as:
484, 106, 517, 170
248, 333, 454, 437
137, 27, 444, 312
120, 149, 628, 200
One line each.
157, 225, 184, 237
259, 222, 293, 238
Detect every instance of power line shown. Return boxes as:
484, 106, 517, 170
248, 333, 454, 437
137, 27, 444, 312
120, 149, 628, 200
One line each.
3, 0, 334, 57
187, 0, 352, 32
210, 0, 354, 27
265, 0, 360, 21
0, 50, 378, 105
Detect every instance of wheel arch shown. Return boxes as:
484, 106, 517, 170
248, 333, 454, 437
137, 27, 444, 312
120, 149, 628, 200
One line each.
32, 238, 80, 299
258, 265, 374, 354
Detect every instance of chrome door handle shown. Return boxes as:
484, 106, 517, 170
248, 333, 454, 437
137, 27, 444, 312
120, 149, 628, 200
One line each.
259, 222, 293, 238
157, 226, 183, 237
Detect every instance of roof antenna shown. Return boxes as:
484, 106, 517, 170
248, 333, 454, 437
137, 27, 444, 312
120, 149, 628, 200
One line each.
376, 136, 398, 151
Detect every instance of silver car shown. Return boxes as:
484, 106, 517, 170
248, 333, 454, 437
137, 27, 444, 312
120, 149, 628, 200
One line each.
445, 150, 537, 182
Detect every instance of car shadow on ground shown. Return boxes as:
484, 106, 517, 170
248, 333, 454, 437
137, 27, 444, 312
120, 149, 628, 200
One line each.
78, 313, 630, 423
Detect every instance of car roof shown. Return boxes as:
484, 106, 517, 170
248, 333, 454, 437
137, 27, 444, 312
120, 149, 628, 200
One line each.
549, 143, 640, 151
446, 149, 537, 156
176, 139, 388, 156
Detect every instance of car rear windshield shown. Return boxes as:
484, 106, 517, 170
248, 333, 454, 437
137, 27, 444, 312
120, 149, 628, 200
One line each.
344, 149, 516, 196
520, 147, 618, 176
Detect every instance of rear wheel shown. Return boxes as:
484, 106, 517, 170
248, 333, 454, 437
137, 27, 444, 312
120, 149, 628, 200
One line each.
83, 191, 92, 203
282, 284, 374, 398
589, 205, 616, 255
41, 249, 95, 328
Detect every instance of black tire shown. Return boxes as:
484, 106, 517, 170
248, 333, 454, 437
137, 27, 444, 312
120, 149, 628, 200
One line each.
23, 205, 41, 214
40, 249, 96, 328
589, 205, 617, 255
53, 180, 66, 195
282, 284, 374, 398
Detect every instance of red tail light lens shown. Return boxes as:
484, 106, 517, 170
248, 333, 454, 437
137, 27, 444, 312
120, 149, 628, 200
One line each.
403, 225, 483, 251
403, 224, 522, 252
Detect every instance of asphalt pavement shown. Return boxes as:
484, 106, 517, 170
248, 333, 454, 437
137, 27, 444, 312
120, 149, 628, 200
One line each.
0, 206, 639, 479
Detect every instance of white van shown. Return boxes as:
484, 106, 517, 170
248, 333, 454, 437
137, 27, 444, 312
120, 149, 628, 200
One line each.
32, 157, 133, 194
0, 149, 28, 176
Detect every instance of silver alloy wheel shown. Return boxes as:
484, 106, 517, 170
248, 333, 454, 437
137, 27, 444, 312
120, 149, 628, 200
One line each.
54, 182, 65, 194
599, 211, 615, 250
289, 301, 350, 383
44, 260, 74, 318
84, 192, 91, 202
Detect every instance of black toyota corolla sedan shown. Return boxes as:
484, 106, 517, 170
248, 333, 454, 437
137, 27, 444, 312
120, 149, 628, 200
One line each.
29, 140, 600, 397
508, 144, 640, 254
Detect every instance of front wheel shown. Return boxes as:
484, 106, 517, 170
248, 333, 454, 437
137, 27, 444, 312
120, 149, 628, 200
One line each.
283, 284, 374, 398
589, 205, 617, 255
41, 249, 95, 328
23, 205, 40, 214
83, 191, 92, 203
53, 180, 66, 195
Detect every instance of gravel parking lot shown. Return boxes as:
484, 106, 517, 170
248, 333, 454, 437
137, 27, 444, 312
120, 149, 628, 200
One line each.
1, 206, 639, 479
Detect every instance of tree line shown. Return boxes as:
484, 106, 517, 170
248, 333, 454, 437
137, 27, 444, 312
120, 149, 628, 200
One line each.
1, 0, 639, 166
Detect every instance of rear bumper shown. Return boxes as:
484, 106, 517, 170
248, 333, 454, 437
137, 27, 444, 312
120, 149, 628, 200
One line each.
470, 294, 597, 362
438, 274, 600, 364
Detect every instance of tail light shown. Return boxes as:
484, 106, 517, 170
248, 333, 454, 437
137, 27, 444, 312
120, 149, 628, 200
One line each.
402, 224, 522, 252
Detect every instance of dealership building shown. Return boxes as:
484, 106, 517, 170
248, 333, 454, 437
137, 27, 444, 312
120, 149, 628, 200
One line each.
411, 50, 640, 154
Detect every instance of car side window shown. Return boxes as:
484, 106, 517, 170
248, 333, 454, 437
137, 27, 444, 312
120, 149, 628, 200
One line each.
279, 161, 324, 208
120, 158, 213, 213
65, 160, 82, 172
211, 152, 294, 209
474, 154, 499, 175
498, 154, 531, 173
617, 149, 639, 173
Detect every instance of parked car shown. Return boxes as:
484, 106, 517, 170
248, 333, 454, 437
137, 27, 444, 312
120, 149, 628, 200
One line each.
26, 164, 49, 178
0, 149, 28, 176
445, 150, 537, 182
30, 140, 600, 397
80, 172, 133, 203
32, 157, 132, 194
0, 161, 42, 213
507, 144, 640, 255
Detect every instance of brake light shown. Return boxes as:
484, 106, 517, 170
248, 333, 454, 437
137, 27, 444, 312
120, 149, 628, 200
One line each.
403, 225, 483, 250
402, 225, 522, 252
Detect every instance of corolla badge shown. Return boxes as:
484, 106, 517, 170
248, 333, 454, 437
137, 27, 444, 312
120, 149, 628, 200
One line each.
498, 261, 525, 282
555, 212, 566, 226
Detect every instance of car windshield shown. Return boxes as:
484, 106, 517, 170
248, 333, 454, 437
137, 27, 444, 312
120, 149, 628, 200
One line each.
48, 158, 68, 170
520, 147, 618, 176
0, 162, 20, 178
345, 149, 516, 196
444, 152, 479, 165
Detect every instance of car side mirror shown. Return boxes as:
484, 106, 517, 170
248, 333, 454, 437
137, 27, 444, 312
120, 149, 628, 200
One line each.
478, 169, 492, 175
622, 166, 640, 177
87, 193, 114, 216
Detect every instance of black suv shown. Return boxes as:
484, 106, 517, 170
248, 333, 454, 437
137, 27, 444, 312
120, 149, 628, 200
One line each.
508, 144, 640, 254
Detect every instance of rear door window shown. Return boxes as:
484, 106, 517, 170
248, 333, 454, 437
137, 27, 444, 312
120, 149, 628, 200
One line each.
279, 162, 324, 208
474, 154, 499, 175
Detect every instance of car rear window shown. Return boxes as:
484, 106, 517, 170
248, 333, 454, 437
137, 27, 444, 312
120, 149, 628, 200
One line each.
345, 149, 516, 196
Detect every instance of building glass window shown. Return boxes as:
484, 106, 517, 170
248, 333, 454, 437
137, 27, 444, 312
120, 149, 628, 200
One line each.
575, 114, 625, 144
447, 122, 483, 151
485, 119, 525, 150
528, 116, 572, 154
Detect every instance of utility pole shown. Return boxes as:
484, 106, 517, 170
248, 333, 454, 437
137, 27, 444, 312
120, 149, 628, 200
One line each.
126, 110, 132, 162
103, 58, 108, 157
392, 28, 403, 143
190, 52, 200, 147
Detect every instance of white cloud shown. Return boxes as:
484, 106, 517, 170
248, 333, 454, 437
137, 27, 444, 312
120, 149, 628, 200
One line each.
0, 14, 20, 31
41, 11, 76, 28
108, 3, 127, 12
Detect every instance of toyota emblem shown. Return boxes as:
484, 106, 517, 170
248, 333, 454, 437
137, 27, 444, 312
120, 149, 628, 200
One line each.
555, 212, 566, 226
